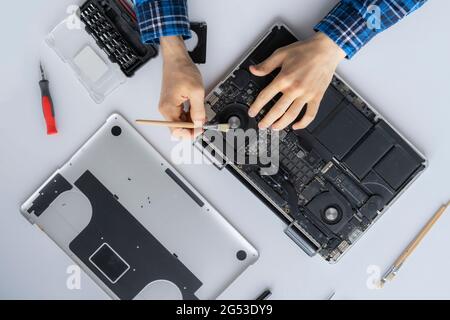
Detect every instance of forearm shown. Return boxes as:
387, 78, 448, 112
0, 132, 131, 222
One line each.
315, 0, 428, 58
160, 36, 190, 62
134, 0, 191, 44
310, 32, 347, 62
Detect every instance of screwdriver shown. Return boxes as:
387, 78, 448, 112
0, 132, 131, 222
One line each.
39, 62, 58, 135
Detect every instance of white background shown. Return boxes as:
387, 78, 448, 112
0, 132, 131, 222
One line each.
0, 0, 449, 300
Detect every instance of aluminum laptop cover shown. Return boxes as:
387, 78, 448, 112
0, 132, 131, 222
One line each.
21, 114, 258, 300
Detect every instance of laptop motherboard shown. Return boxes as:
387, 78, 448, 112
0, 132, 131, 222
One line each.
197, 25, 426, 262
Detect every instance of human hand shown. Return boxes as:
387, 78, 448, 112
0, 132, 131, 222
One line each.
248, 32, 346, 131
159, 36, 205, 139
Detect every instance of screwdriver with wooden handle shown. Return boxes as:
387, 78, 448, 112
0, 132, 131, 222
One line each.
380, 201, 449, 287
135, 119, 231, 133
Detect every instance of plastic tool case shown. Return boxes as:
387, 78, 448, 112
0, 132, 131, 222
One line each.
46, 0, 157, 103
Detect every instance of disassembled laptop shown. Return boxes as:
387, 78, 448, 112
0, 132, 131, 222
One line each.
197, 24, 426, 263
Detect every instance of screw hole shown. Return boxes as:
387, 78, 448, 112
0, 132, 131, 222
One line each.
236, 250, 247, 261
111, 126, 122, 137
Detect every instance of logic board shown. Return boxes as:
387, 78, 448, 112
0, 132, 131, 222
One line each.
197, 25, 426, 262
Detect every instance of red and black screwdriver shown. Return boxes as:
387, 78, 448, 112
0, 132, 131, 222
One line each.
39, 62, 58, 135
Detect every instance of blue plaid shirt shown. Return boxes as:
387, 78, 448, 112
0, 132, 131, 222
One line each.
315, 0, 427, 58
134, 0, 427, 58
133, 0, 191, 44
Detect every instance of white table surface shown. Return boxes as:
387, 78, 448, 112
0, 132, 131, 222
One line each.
1, 0, 449, 300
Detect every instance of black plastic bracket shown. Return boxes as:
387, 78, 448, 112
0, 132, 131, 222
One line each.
27, 173, 73, 217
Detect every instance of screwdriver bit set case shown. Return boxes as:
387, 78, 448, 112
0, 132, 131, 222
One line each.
46, 0, 158, 103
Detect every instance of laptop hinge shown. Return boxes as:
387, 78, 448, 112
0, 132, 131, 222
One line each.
284, 221, 318, 257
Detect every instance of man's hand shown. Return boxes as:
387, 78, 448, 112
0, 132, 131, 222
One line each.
248, 32, 346, 131
159, 36, 205, 139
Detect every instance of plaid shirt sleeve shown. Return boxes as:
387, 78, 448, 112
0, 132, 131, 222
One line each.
133, 0, 191, 44
315, 0, 427, 58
